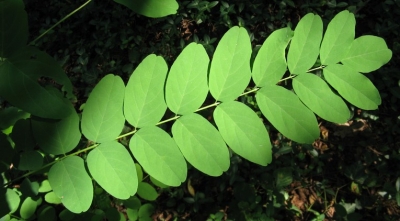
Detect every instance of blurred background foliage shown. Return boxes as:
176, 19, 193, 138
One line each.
20, 0, 400, 220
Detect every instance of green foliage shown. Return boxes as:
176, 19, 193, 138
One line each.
209, 26, 252, 102
81, 74, 125, 142
130, 126, 187, 186
124, 55, 168, 128
0, 0, 396, 219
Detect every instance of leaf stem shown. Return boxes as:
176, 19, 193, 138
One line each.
29, 0, 92, 45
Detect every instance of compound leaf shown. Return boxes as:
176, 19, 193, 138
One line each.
252, 27, 293, 87
213, 101, 272, 166
165, 43, 209, 115
287, 13, 323, 74
323, 64, 381, 110
130, 126, 187, 186
48, 156, 93, 213
320, 10, 355, 65
81, 74, 125, 143
209, 26, 252, 102
341, 36, 392, 73
113, 0, 178, 18
32, 107, 81, 155
172, 113, 230, 176
124, 54, 167, 128
0, 0, 28, 57
0, 47, 73, 119
293, 73, 350, 123
256, 85, 319, 143
87, 141, 138, 199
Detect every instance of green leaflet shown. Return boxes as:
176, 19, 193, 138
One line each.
0, 0, 28, 57
130, 126, 187, 186
138, 204, 155, 220
287, 13, 323, 74
165, 43, 209, 115
341, 35, 392, 73
0, 189, 20, 217
0, 47, 74, 119
124, 54, 168, 128
323, 64, 381, 110
172, 113, 230, 176
48, 156, 93, 213
137, 182, 158, 201
293, 73, 350, 123
81, 74, 125, 143
113, 0, 178, 18
32, 107, 81, 155
320, 10, 355, 65
209, 26, 252, 102
87, 141, 138, 200
20, 197, 37, 219
252, 27, 293, 87
213, 101, 272, 166
256, 85, 319, 143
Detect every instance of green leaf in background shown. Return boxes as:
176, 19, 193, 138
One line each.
87, 141, 138, 199
124, 54, 168, 128
0, 107, 29, 130
320, 10, 355, 65
20, 178, 39, 197
165, 43, 209, 115
10, 119, 35, 152
38, 180, 52, 193
287, 13, 323, 74
293, 73, 350, 123
213, 101, 272, 166
20, 196, 38, 220
0, 47, 74, 119
135, 163, 143, 182
138, 204, 155, 220
0, 133, 14, 168
32, 107, 81, 155
256, 85, 319, 143
252, 27, 293, 87
18, 151, 43, 171
323, 64, 381, 110
0, 189, 20, 217
81, 74, 125, 143
137, 182, 158, 201
341, 35, 392, 73
37, 205, 56, 221
130, 126, 187, 186
0, 0, 28, 57
209, 26, 252, 101
172, 113, 230, 176
44, 192, 62, 205
48, 156, 93, 213
113, 0, 178, 18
